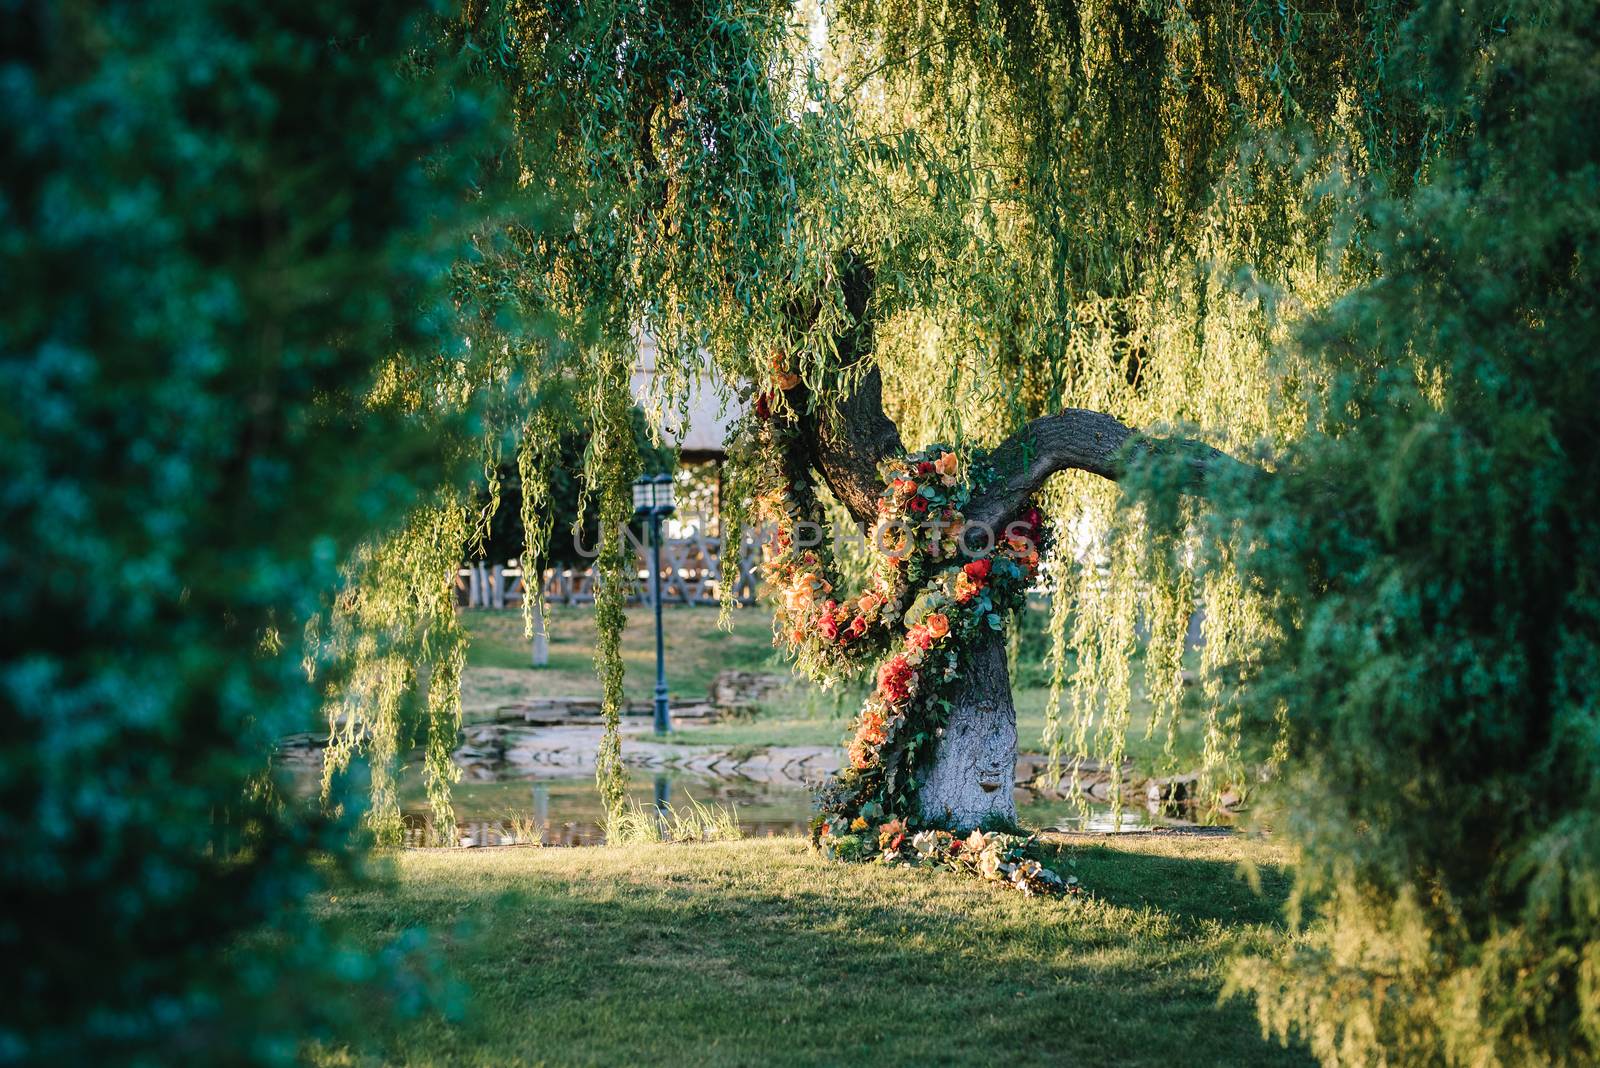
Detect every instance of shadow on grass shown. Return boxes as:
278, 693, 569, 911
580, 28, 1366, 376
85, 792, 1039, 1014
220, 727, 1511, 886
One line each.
316, 840, 1310, 1068
1053, 838, 1293, 929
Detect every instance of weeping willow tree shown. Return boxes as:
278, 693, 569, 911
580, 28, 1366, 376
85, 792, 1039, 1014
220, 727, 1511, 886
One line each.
319, 0, 1444, 829
817, 1, 1600, 1062
812, 0, 1464, 818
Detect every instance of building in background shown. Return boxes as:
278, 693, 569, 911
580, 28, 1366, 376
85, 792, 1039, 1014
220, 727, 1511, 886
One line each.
630, 330, 743, 537
458, 335, 755, 610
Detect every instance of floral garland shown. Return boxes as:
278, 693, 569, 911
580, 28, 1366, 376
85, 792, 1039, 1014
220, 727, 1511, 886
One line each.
760, 441, 977, 676
744, 359, 1072, 897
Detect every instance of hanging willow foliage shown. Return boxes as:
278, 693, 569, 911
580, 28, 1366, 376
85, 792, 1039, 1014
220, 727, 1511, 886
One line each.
316, 0, 862, 831
588, 346, 641, 817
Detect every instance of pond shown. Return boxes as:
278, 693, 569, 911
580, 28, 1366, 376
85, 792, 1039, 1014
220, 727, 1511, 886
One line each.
396, 766, 1180, 848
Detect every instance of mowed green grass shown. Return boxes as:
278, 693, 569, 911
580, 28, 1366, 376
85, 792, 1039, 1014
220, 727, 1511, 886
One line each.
459, 604, 780, 716
310, 835, 1309, 1067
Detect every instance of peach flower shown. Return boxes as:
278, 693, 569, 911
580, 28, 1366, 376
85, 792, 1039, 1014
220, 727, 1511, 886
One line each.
770, 351, 801, 391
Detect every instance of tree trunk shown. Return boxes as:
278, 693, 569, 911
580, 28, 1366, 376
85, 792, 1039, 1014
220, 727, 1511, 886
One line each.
916, 630, 1018, 828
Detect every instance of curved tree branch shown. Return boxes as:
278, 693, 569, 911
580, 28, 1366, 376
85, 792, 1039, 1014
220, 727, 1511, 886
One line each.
964, 409, 1258, 533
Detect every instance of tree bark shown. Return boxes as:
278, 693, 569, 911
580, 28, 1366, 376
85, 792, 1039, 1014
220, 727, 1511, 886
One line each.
915, 629, 1019, 827
791, 254, 902, 527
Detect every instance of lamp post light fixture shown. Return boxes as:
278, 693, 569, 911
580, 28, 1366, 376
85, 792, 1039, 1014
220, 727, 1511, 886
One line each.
632, 472, 676, 735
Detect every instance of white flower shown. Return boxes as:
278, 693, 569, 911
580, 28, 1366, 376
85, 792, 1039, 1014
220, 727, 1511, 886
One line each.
979, 849, 1002, 880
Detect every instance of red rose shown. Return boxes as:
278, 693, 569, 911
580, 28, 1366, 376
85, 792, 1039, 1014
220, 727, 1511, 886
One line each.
877, 654, 915, 704
949, 838, 963, 854
963, 558, 992, 581
849, 616, 868, 636
755, 391, 773, 420
917, 461, 934, 475
817, 615, 839, 641
907, 496, 928, 513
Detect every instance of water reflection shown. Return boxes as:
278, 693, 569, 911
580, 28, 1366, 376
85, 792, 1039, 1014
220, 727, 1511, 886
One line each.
397, 766, 1205, 848
400, 768, 814, 847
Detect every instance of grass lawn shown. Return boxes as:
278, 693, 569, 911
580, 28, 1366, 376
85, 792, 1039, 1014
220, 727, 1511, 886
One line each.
463, 605, 1209, 774
310, 834, 1308, 1067
459, 603, 780, 717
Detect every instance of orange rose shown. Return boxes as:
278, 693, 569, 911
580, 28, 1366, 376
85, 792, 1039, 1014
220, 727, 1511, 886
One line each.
925, 612, 950, 639
858, 591, 882, 615
770, 351, 800, 390
934, 451, 959, 477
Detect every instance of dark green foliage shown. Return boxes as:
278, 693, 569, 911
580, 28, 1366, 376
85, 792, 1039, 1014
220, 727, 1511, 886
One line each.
0, 1, 500, 1061
1151, 2, 1600, 1062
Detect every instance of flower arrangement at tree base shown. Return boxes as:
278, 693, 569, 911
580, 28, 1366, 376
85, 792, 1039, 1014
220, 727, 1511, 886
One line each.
819, 821, 1080, 898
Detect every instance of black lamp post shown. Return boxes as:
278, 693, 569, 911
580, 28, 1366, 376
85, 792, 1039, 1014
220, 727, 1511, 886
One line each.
632, 472, 675, 734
